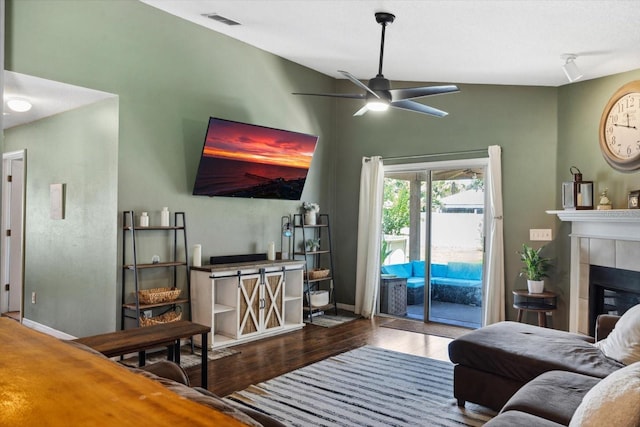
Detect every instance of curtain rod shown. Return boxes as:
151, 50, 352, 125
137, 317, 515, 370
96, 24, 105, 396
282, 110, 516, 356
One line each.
364, 148, 487, 162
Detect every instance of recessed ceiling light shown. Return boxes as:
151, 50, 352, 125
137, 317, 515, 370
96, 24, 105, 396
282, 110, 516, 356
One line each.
7, 98, 33, 112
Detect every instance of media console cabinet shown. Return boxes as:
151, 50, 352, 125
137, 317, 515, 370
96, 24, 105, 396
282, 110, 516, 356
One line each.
191, 260, 305, 349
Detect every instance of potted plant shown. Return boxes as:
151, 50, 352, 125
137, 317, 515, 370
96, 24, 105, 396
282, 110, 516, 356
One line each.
519, 244, 550, 293
305, 238, 321, 252
302, 201, 320, 225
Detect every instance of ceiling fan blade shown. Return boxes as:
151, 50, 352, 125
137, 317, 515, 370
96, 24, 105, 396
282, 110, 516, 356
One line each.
292, 92, 365, 99
390, 100, 448, 117
338, 70, 380, 99
389, 85, 459, 102
353, 105, 369, 116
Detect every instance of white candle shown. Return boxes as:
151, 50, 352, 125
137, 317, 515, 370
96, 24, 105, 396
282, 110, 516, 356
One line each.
192, 244, 202, 267
267, 241, 276, 261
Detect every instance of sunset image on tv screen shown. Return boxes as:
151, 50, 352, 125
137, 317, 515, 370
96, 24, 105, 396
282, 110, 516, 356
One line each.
192, 118, 318, 200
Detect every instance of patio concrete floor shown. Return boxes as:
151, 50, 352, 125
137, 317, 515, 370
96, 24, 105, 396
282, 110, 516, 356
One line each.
406, 301, 482, 329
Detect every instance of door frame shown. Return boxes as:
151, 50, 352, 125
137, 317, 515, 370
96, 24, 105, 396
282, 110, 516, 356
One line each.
383, 157, 489, 323
1, 149, 26, 318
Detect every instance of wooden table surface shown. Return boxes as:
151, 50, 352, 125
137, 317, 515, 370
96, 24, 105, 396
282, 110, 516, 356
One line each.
0, 318, 244, 426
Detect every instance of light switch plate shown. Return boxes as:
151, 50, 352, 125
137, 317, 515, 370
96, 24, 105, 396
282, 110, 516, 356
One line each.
530, 229, 552, 241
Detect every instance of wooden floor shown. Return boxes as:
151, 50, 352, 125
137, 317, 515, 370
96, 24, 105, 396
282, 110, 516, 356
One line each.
187, 316, 454, 397
1, 311, 20, 322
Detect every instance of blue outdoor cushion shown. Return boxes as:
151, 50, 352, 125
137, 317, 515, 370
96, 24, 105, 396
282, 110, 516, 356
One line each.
431, 263, 448, 278
407, 277, 425, 289
412, 261, 426, 277
431, 277, 482, 288
446, 262, 482, 280
381, 263, 412, 278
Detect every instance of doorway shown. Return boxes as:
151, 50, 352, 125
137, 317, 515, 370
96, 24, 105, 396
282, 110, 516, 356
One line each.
1, 150, 26, 320
379, 159, 486, 329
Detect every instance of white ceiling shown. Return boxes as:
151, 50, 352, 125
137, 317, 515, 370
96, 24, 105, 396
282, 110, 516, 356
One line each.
3, 71, 116, 130
142, 0, 640, 87
5, 1, 640, 128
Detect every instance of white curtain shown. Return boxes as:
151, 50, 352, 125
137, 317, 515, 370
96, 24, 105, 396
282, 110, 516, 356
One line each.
483, 145, 505, 325
355, 156, 384, 318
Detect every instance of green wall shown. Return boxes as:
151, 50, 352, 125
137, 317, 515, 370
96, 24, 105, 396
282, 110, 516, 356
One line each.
331, 81, 564, 325
554, 69, 640, 322
4, 98, 119, 336
6, 0, 333, 335
6, 0, 640, 334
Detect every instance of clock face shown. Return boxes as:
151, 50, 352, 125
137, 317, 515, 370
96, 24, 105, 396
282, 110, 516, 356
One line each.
599, 81, 640, 171
604, 93, 640, 159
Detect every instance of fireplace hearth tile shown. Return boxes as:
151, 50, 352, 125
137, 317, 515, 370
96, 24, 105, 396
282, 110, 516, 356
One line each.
616, 240, 640, 272
589, 239, 615, 268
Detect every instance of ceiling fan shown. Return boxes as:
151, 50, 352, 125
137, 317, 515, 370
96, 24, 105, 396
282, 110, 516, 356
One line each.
293, 12, 460, 117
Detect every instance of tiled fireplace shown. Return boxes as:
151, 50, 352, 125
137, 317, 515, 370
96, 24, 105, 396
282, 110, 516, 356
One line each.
549, 210, 640, 335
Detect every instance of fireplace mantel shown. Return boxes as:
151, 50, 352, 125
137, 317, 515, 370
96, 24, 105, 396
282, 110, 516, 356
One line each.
546, 209, 640, 333
547, 209, 640, 223
547, 209, 640, 241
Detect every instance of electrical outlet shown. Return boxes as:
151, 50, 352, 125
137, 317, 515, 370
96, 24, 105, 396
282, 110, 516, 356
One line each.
31, 292, 36, 304
529, 229, 552, 241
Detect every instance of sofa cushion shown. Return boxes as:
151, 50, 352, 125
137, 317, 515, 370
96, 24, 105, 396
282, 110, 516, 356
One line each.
485, 410, 565, 427
569, 361, 640, 427
431, 277, 482, 287
595, 303, 640, 365
406, 277, 425, 289
449, 321, 623, 384
446, 262, 482, 280
412, 260, 426, 277
501, 370, 600, 425
380, 263, 412, 278
430, 263, 448, 278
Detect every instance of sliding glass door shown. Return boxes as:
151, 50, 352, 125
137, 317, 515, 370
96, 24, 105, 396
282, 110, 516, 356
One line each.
379, 159, 486, 329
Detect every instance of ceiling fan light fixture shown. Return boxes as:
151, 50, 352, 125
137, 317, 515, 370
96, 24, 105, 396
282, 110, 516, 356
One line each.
366, 99, 389, 112
6, 98, 33, 112
562, 54, 583, 83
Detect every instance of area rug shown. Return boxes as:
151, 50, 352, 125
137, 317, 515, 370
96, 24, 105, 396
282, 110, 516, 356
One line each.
304, 312, 360, 328
121, 345, 239, 369
225, 346, 495, 426
380, 318, 472, 339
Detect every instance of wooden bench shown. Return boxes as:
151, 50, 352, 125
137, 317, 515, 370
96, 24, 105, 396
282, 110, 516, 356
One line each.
74, 320, 211, 388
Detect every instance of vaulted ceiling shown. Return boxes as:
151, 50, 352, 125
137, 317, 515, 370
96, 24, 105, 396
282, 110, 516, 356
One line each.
142, 0, 640, 87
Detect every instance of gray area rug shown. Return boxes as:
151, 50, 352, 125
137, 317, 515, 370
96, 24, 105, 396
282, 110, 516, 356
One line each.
304, 313, 360, 328
226, 345, 495, 426
121, 345, 239, 369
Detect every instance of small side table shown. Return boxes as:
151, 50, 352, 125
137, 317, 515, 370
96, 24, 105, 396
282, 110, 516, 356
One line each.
512, 289, 558, 328
380, 276, 408, 316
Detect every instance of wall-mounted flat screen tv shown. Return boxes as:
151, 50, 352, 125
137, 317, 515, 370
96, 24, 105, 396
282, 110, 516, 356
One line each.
192, 117, 318, 200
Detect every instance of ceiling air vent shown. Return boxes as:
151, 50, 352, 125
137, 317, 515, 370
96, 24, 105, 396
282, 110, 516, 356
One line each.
202, 13, 241, 26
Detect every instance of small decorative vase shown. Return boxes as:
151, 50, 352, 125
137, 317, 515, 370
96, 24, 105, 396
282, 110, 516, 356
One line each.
527, 280, 544, 294
304, 211, 316, 225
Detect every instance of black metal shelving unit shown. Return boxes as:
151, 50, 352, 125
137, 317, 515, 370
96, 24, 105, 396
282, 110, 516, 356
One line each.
293, 213, 337, 322
121, 210, 190, 329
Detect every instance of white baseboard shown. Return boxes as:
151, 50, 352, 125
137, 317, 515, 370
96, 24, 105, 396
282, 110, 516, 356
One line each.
21, 318, 76, 340
337, 302, 355, 312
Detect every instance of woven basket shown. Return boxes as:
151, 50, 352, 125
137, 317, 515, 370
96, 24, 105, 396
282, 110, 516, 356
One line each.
139, 309, 182, 327
138, 287, 181, 304
306, 268, 330, 280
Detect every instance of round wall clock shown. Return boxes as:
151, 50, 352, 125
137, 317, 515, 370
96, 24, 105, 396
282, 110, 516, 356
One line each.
599, 80, 640, 172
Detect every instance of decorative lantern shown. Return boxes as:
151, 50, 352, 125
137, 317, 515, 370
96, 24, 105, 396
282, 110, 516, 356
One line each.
562, 166, 594, 210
